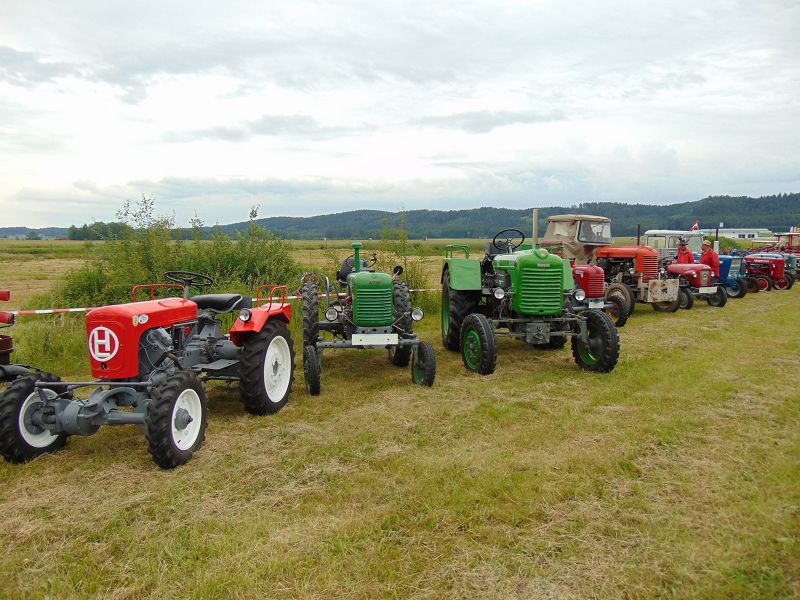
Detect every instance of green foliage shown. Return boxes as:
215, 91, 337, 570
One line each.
56, 196, 300, 306
67, 222, 131, 240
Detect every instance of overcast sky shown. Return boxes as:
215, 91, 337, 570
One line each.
1, 0, 798, 228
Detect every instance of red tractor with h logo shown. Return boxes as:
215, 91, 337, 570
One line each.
0, 272, 295, 468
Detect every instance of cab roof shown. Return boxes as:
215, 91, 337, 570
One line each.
643, 229, 704, 236
546, 214, 610, 223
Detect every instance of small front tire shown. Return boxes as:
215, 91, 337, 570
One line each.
678, 287, 694, 310
571, 311, 620, 373
706, 286, 728, 307
303, 345, 321, 396
411, 341, 436, 386
460, 313, 497, 375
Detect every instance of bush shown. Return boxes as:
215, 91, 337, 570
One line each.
56, 197, 301, 306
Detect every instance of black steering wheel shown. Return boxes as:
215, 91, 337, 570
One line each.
492, 228, 526, 253
164, 271, 214, 288
343, 253, 378, 270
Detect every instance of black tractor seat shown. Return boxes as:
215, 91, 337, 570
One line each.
190, 294, 251, 314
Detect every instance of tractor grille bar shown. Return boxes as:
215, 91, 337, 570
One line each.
641, 255, 659, 282
353, 288, 394, 326
586, 270, 605, 297
518, 268, 562, 314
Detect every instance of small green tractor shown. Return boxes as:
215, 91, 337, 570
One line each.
441, 229, 620, 375
300, 242, 436, 395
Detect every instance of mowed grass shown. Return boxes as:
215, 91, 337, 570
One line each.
0, 245, 798, 598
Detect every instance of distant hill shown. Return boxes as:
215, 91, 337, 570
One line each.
2, 193, 798, 240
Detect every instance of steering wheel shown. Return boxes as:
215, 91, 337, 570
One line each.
343, 253, 378, 270
164, 271, 214, 287
492, 228, 526, 253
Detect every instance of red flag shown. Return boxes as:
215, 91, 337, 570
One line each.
690, 221, 699, 231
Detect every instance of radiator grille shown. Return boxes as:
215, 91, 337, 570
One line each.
518, 268, 562, 314
641, 255, 659, 282
586, 270, 605, 297
352, 288, 394, 326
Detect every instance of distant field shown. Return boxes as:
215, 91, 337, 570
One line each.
0, 238, 798, 599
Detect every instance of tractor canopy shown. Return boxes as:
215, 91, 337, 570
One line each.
644, 230, 705, 259
543, 214, 613, 265
86, 298, 197, 379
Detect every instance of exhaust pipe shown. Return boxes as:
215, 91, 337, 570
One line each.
533, 208, 539, 248
636, 223, 641, 246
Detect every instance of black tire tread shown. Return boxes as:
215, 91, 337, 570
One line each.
301, 282, 320, 348
389, 281, 413, 366
412, 341, 437, 386
303, 345, 321, 396
571, 311, 620, 373
460, 313, 497, 375
442, 270, 479, 351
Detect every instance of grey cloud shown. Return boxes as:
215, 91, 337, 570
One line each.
0, 46, 79, 86
412, 110, 565, 133
163, 115, 371, 143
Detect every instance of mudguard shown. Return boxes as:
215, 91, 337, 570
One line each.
229, 304, 291, 346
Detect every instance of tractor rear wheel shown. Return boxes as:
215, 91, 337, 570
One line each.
303, 345, 321, 396
706, 286, 728, 307
678, 287, 694, 310
727, 278, 747, 299
603, 295, 628, 328
411, 341, 436, 386
0, 372, 69, 463
460, 313, 497, 375
757, 276, 773, 291
238, 320, 295, 415
786, 273, 795, 289
442, 269, 479, 351
571, 311, 619, 373
145, 371, 207, 469
773, 276, 791, 290
745, 277, 760, 293
606, 283, 635, 316
300, 282, 320, 348
388, 281, 413, 366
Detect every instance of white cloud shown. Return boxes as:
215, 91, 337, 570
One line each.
0, 0, 798, 227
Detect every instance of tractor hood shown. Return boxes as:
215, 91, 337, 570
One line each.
86, 298, 197, 379
347, 271, 394, 327
666, 264, 712, 275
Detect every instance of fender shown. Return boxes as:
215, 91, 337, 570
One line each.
442, 259, 482, 291
229, 303, 291, 346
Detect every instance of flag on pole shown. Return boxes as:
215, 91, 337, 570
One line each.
690, 221, 699, 231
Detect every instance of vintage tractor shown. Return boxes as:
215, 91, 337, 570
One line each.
743, 255, 786, 291
0, 272, 295, 468
747, 253, 795, 289
0, 290, 35, 384
663, 261, 727, 308
441, 229, 620, 375
299, 242, 436, 395
543, 215, 681, 314
571, 263, 629, 327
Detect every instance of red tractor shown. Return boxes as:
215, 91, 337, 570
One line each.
0, 272, 295, 468
663, 263, 727, 309
744, 255, 786, 291
571, 264, 628, 327
0, 290, 35, 384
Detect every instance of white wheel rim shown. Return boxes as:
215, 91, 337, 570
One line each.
264, 335, 291, 402
18, 391, 59, 448
171, 389, 202, 451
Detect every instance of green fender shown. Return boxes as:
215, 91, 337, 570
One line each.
442, 258, 482, 290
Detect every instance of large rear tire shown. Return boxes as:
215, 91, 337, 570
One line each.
603, 295, 628, 328
146, 371, 207, 469
411, 341, 436, 386
388, 281, 413, 366
300, 282, 320, 348
706, 286, 728, 307
757, 276, 773, 292
727, 278, 747, 299
460, 313, 497, 375
238, 320, 295, 415
0, 372, 68, 463
606, 282, 635, 316
773, 276, 791, 290
441, 269, 479, 351
571, 311, 620, 373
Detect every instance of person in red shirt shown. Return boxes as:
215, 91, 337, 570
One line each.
676, 238, 695, 264
700, 239, 720, 278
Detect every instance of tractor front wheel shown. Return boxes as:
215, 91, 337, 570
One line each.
727, 278, 747, 299
300, 281, 320, 348
411, 341, 436, 386
603, 295, 628, 328
773, 276, 791, 290
745, 277, 760, 293
706, 286, 728, 307
606, 283, 635, 316
571, 311, 620, 373
678, 287, 694, 310
238, 320, 295, 415
460, 313, 497, 375
757, 276, 773, 292
652, 295, 680, 312
303, 345, 321, 396
442, 269, 479, 351
0, 372, 68, 463
145, 371, 207, 469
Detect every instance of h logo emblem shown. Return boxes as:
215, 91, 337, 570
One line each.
88, 327, 120, 362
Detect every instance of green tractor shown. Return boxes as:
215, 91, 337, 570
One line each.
441, 228, 620, 375
300, 242, 436, 395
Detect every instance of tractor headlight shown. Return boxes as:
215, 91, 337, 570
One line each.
411, 307, 424, 321
325, 307, 338, 321
238, 308, 252, 322
493, 287, 505, 300
660, 267, 666, 275
573, 288, 586, 302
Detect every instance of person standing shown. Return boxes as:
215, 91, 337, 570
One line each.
700, 239, 720, 278
676, 238, 695, 264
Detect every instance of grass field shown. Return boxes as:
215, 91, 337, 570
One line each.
0, 241, 798, 599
